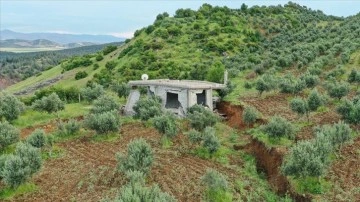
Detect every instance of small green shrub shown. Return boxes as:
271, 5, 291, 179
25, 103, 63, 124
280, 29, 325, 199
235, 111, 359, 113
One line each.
105, 61, 117, 71
95, 54, 104, 61
281, 137, 332, 178
263, 116, 294, 139
307, 89, 324, 111
117, 138, 154, 174
315, 121, 352, 148
242, 106, 259, 126
90, 95, 120, 114
14, 143, 42, 175
201, 169, 232, 202
187, 105, 219, 131
202, 127, 220, 156
290, 97, 309, 119
152, 112, 178, 139
326, 81, 350, 100
0, 93, 25, 122
133, 97, 162, 121
103, 45, 117, 55
26, 129, 46, 148
32, 93, 65, 114
114, 182, 176, 202
58, 119, 81, 136
2, 143, 42, 188
84, 110, 120, 134
80, 84, 105, 101
337, 96, 360, 124
2, 155, 28, 188
0, 121, 20, 150
187, 129, 202, 144
112, 83, 130, 98
75, 71, 88, 80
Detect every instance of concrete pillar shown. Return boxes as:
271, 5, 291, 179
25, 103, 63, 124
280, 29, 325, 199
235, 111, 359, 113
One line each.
206, 89, 213, 110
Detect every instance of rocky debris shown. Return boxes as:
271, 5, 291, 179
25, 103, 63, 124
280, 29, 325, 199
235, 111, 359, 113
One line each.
14, 75, 63, 95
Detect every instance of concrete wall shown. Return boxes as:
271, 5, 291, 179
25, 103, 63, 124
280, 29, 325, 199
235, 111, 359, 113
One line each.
149, 86, 188, 116
125, 85, 215, 117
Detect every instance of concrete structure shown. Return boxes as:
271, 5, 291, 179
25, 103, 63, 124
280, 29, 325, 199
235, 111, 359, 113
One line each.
124, 79, 226, 116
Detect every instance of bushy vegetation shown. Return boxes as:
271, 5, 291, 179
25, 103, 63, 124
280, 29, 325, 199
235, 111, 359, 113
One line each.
0, 42, 121, 82
152, 112, 178, 139
32, 92, 65, 113
133, 96, 162, 121
90, 95, 120, 114
315, 121, 352, 148
325, 81, 350, 100
337, 95, 360, 124
80, 83, 105, 101
102, 45, 117, 55
263, 116, 294, 139
187, 105, 219, 131
242, 106, 259, 126
117, 138, 154, 175
201, 169, 232, 202
0, 93, 25, 122
61, 56, 92, 71
24, 86, 80, 105
57, 119, 81, 136
84, 110, 120, 134
202, 127, 221, 156
112, 83, 130, 98
282, 122, 352, 179
74, 71, 88, 80
1, 143, 42, 188
0, 121, 19, 150
26, 129, 46, 148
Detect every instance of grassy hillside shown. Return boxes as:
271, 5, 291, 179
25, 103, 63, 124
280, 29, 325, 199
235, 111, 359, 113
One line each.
0, 42, 123, 86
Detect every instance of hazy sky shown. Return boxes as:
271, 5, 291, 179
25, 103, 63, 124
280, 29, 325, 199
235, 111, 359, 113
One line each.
1, 1, 359, 38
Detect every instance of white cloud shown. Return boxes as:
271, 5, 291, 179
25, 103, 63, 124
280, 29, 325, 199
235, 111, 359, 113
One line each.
109, 31, 134, 39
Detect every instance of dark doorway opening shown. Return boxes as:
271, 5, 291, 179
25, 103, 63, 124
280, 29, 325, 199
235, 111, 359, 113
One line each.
196, 90, 206, 105
165, 92, 180, 109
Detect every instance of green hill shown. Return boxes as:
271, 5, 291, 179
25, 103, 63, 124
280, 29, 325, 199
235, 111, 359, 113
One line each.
2, 2, 360, 201
9, 3, 359, 93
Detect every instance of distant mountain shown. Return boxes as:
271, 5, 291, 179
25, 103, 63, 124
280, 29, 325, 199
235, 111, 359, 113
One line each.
0, 29, 125, 44
0, 39, 97, 49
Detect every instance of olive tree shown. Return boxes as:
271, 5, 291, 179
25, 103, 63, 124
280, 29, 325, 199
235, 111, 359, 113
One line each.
90, 95, 120, 114
32, 92, 65, 113
281, 138, 331, 178
0, 121, 19, 150
187, 105, 219, 131
133, 97, 162, 121
113, 82, 130, 98
152, 112, 178, 139
337, 96, 360, 124
263, 116, 295, 139
290, 97, 309, 120
242, 106, 259, 126
202, 127, 220, 156
117, 138, 154, 175
26, 129, 46, 148
2, 143, 42, 188
84, 110, 120, 134
307, 89, 324, 111
0, 93, 25, 121
201, 169, 231, 202
80, 83, 105, 102
326, 81, 350, 100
